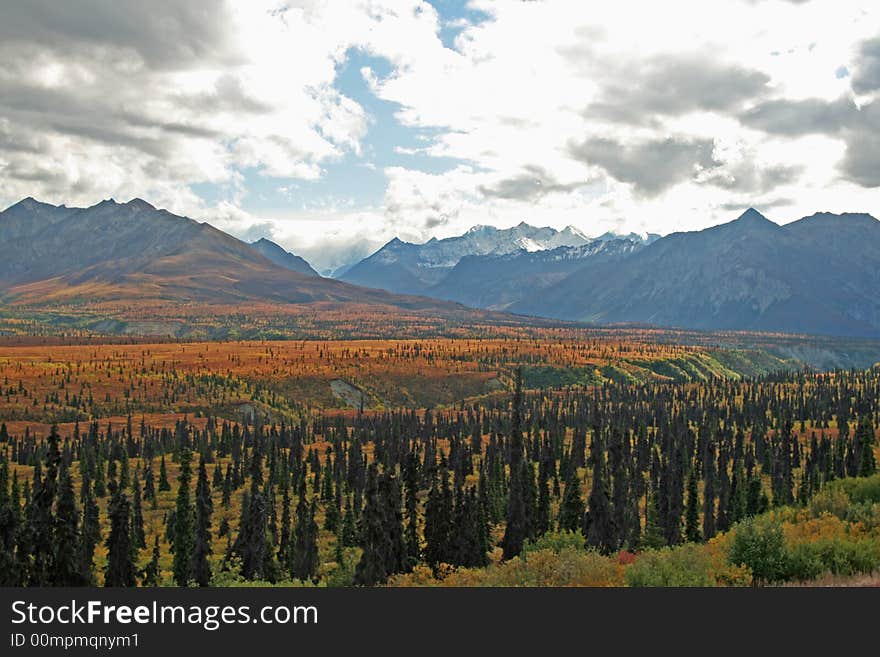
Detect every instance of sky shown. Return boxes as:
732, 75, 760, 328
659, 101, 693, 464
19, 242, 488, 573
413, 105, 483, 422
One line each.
1, 0, 880, 273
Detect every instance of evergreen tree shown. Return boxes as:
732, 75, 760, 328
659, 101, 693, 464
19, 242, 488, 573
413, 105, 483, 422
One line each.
104, 483, 136, 587
354, 467, 404, 585
746, 472, 769, 517
584, 428, 616, 554
158, 454, 171, 492
340, 495, 358, 547
28, 425, 61, 585
131, 473, 146, 550
402, 449, 420, 570
52, 466, 82, 585
172, 448, 194, 586
702, 439, 716, 540
729, 459, 748, 523
79, 476, 100, 585
291, 484, 319, 582
142, 535, 162, 587
642, 485, 666, 550
557, 467, 584, 533
278, 483, 292, 572
191, 457, 213, 586
424, 464, 453, 568
0, 461, 22, 585
502, 369, 527, 559
684, 467, 701, 543
857, 417, 877, 476
143, 460, 156, 509
234, 447, 275, 581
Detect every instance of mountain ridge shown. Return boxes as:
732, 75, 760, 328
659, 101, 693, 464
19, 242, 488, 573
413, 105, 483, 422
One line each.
4, 198, 880, 338
511, 208, 880, 337
340, 221, 655, 295
0, 198, 478, 318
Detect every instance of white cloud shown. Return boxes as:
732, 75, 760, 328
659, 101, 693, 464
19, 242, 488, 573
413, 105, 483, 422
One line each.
3, 0, 880, 266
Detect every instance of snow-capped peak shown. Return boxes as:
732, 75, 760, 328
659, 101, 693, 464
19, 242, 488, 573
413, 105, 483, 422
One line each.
514, 237, 546, 252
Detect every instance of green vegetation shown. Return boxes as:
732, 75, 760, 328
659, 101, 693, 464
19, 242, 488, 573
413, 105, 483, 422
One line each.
1, 360, 878, 587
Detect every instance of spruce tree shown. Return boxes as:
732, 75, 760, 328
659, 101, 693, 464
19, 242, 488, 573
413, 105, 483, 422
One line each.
52, 466, 82, 585
191, 457, 213, 586
354, 467, 404, 585
28, 425, 61, 585
142, 535, 162, 586
684, 467, 701, 543
234, 446, 274, 581
172, 448, 194, 586
702, 439, 716, 540
584, 427, 616, 554
79, 475, 100, 585
557, 467, 584, 533
0, 468, 22, 585
857, 417, 877, 476
143, 460, 156, 509
502, 369, 527, 559
104, 483, 136, 587
424, 465, 453, 567
131, 473, 146, 550
340, 495, 358, 547
642, 485, 666, 550
278, 483, 292, 572
291, 488, 319, 582
158, 454, 171, 492
402, 449, 420, 570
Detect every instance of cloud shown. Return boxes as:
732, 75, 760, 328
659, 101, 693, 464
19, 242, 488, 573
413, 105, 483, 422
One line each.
840, 132, 880, 187
740, 97, 859, 136
852, 36, 880, 94
740, 94, 880, 187
720, 197, 794, 212
569, 137, 720, 197
584, 55, 771, 125
0, 0, 371, 210
707, 162, 804, 194
3, 0, 880, 251
0, 1, 240, 70
478, 165, 590, 201
231, 221, 277, 244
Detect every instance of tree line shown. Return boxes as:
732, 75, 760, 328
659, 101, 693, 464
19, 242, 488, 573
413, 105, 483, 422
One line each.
0, 366, 877, 586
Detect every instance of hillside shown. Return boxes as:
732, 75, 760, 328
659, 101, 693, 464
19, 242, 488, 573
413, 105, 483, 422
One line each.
427, 238, 642, 310
249, 238, 320, 277
512, 209, 880, 338
0, 198, 482, 319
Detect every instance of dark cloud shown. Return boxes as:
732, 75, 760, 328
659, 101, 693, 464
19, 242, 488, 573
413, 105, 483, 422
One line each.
841, 132, 880, 187
569, 136, 719, 196
0, 0, 239, 70
478, 165, 589, 201
740, 97, 858, 136
740, 94, 880, 187
707, 162, 803, 194
584, 54, 770, 125
171, 75, 273, 115
852, 36, 880, 94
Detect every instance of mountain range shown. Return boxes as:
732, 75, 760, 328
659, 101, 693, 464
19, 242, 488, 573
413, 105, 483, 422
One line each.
340, 222, 657, 296
2, 197, 879, 338
0, 197, 467, 316
511, 208, 880, 337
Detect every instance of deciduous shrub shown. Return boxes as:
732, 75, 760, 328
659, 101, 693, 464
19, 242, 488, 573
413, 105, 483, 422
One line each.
522, 531, 585, 555
624, 544, 717, 587
728, 519, 789, 585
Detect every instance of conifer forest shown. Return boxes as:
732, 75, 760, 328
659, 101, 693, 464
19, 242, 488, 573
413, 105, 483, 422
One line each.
1, 336, 878, 587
